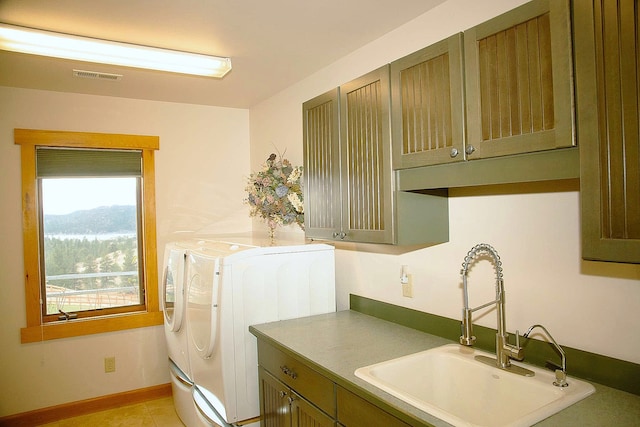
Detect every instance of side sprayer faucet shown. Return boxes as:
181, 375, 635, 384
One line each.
459, 243, 534, 376
523, 324, 569, 387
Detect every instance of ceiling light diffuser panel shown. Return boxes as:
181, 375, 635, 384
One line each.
0, 23, 232, 78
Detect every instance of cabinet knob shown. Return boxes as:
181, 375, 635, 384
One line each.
465, 145, 476, 155
278, 390, 287, 399
450, 148, 459, 158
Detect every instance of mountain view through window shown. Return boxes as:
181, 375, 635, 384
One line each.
41, 177, 141, 317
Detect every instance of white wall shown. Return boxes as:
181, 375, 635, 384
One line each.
250, 0, 640, 365
0, 86, 250, 416
2, 0, 640, 418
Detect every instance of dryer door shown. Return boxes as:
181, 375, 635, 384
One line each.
163, 248, 186, 332
186, 252, 220, 359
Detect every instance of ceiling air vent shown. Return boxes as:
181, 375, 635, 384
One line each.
73, 69, 123, 81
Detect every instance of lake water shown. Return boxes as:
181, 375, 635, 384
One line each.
45, 233, 136, 241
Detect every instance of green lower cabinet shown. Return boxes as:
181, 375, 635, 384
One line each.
259, 368, 290, 427
259, 367, 335, 427
256, 339, 421, 427
336, 387, 410, 427
291, 390, 335, 427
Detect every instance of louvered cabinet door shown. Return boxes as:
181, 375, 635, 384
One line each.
574, 0, 640, 263
391, 33, 466, 169
259, 367, 335, 427
339, 66, 394, 244
336, 386, 410, 427
290, 390, 335, 427
464, 0, 574, 160
259, 367, 291, 427
303, 88, 343, 240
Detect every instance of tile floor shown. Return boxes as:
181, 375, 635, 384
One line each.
38, 397, 185, 427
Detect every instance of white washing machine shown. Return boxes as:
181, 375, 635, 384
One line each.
185, 239, 336, 426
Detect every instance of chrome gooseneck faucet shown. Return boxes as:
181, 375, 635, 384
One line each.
524, 324, 568, 387
459, 243, 533, 376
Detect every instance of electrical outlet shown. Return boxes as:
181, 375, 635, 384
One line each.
402, 274, 413, 298
104, 356, 116, 373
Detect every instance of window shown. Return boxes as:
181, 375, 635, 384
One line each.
16, 129, 163, 343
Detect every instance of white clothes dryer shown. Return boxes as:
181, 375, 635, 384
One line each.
162, 241, 208, 427
163, 245, 190, 373
185, 239, 335, 427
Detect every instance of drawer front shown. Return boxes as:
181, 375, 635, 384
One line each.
337, 386, 411, 427
258, 340, 335, 417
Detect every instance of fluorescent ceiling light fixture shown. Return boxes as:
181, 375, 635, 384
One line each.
0, 23, 232, 78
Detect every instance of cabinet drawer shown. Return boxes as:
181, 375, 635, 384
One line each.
337, 386, 410, 427
258, 340, 335, 416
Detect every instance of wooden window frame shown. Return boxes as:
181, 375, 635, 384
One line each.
15, 129, 163, 343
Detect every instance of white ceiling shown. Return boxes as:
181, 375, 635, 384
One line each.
0, 0, 447, 108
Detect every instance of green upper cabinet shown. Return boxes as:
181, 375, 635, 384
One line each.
574, 0, 640, 263
303, 67, 449, 245
391, 0, 575, 172
302, 88, 342, 241
390, 34, 466, 169
338, 66, 395, 244
464, 0, 574, 160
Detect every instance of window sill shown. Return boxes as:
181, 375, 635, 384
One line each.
20, 311, 164, 343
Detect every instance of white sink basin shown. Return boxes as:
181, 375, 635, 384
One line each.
355, 344, 595, 427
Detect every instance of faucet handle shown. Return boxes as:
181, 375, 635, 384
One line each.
509, 330, 525, 361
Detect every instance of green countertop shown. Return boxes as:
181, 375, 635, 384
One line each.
250, 310, 640, 427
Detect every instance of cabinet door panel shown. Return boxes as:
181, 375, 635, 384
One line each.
336, 386, 410, 427
597, 0, 640, 240
291, 390, 335, 427
575, 0, 640, 262
478, 14, 553, 138
465, 0, 574, 159
340, 66, 394, 243
259, 368, 290, 427
303, 88, 342, 239
391, 33, 465, 168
